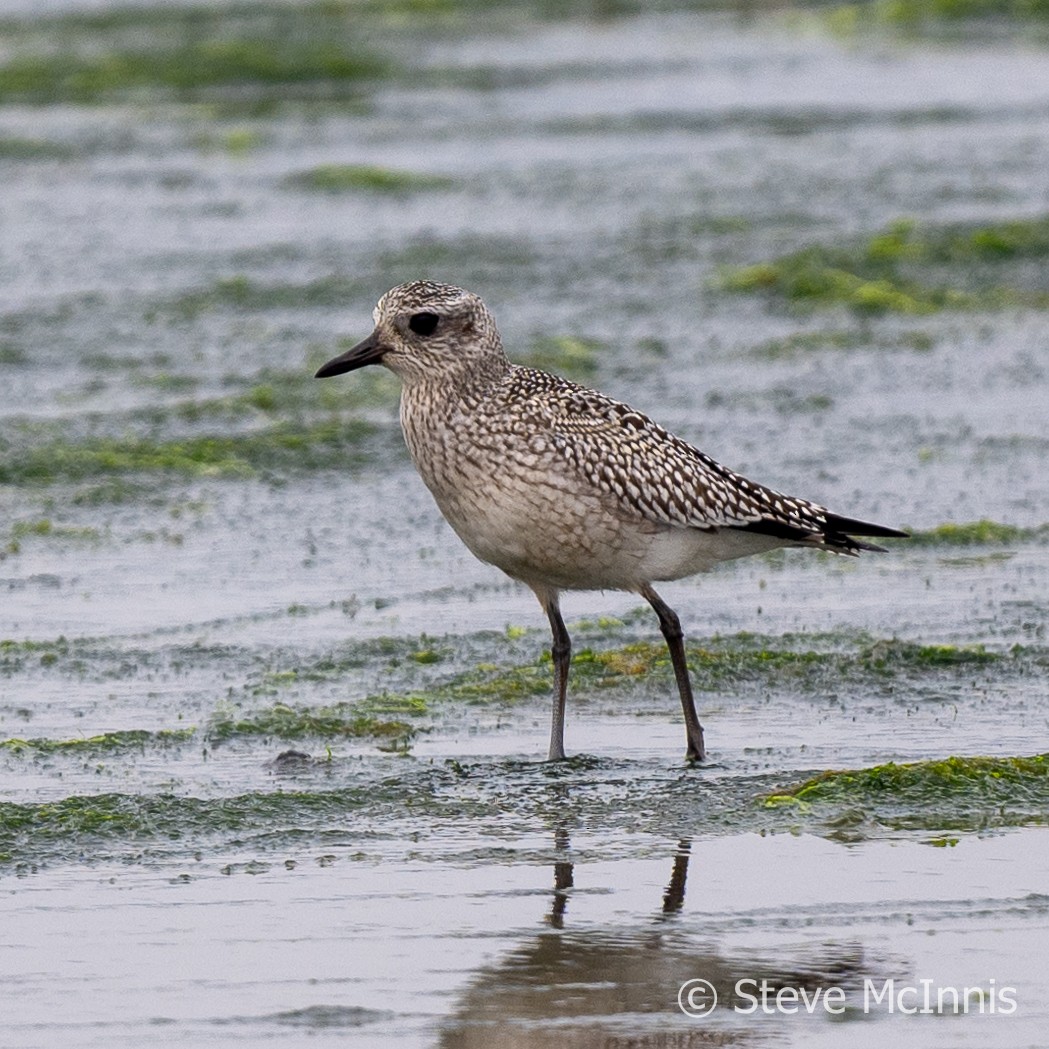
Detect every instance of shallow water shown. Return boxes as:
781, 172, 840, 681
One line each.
2, 2, 1049, 1047
7, 832, 1049, 1048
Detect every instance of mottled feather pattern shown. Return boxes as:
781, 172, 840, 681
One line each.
496, 365, 838, 543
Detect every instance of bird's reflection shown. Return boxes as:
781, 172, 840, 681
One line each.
660, 838, 690, 917
439, 830, 889, 1049
547, 829, 691, 927
547, 826, 574, 929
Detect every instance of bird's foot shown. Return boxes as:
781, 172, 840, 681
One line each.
685, 738, 706, 763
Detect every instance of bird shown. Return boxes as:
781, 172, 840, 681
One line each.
315, 280, 906, 762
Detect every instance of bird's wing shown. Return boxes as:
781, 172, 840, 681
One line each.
509, 369, 833, 538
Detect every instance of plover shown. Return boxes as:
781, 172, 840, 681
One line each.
316, 281, 906, 761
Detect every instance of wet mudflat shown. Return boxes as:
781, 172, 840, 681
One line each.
2, 1, 1049, 1046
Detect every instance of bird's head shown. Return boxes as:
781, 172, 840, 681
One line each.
315, 280, 507, 387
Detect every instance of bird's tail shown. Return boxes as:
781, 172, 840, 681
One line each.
820, 513, 909, 555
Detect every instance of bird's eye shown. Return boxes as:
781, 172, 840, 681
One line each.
409, 312, 440, 336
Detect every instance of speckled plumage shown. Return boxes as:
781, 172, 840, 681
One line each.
316, 280, 906, 762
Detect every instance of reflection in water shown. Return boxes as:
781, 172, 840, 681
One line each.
547, 826, 574, 929
549, 831, 690, 929
441, 832, 877, 1049
661, 839, 690, 917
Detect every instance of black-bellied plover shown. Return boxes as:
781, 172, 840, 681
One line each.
316, 281, 906, 762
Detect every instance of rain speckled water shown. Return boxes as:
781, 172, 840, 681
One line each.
2, 2, 1049, 1047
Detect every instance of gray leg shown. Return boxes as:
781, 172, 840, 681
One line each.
640, 584, 706, 761
534, 586, 570, 761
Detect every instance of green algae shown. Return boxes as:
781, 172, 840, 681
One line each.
444, 664, 553, 705
0, 622, 1044, 871
358, 693, 431, 717
3, 627, 1027, 702
152, 274, 366, 320
0, 136, 74, 160
0, 771, 537, 871
137, 374, 201, 397
720, 217, 1049, 314
860, 640, 1000, 668
5, 749, 1046, 874
0, 634, 293, 682
906, 519, 1049, 546
765, 755, 1049, 836
1, 729, 196, 756
0, 345, 27, 366
772, 754, 1049, 803
69, 479, 152, 506
520, 335, 604, 380
207, 704, 414, 745
749, 328, 935, 359
0, 43, 385, 104
0, 417, 381, 485
1, 0, 698, 111
191, 367, 397, 417
410, 648, 446, 665
103, 368, 399, 431
705, 385, 834, 416
248, 655, 550, 710
821, 0, 1049, 36
0, 787, 374, 868
6, 518, 103, 554
0, 637, 73, 673
0, 4, 389, 105
0, 623, 1039, 871
565, 636, 1003, 691
245, 631, 1019, 727
285, 164, 454, 194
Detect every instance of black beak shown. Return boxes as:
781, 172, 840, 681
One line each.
314, 331, 388, 378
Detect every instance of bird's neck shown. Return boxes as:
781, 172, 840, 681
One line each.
400, 355, 510, 407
